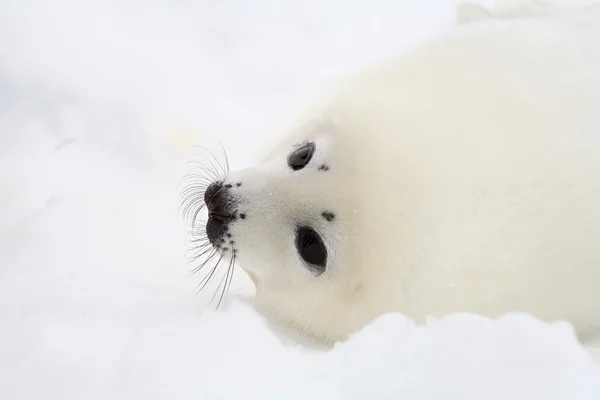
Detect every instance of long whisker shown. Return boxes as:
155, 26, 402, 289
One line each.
196, 147, 225, 182
219, 250, 236, 308
180, 142, 237, 309
199, 144, 228, 178
196, 252, 224, 294
217, 140, 230, 176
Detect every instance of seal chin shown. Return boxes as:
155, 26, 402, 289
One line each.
204, 181, 235, 247
206, 215, 232, 247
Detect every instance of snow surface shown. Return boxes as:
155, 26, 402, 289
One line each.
1, 0, 599, 399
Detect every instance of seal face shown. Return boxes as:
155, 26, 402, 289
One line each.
198, 136, 347, 282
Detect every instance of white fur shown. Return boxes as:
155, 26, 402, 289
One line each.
221, 2, 600, 345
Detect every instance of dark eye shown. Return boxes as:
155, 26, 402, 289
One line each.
288, 142, 316, 170
295, 226, 327, 275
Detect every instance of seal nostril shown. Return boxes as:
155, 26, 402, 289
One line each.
204, 181, 223, 206
205, 183, 233, 216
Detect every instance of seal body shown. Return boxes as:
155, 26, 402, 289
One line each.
200, 3, 600, 344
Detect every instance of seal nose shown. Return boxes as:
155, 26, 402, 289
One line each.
204, 181, 223, 208
205, 181, 232, 219
204, 181, 234, 246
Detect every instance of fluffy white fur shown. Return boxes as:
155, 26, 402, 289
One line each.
219, 1, 600, 345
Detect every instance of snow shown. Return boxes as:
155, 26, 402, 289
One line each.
1, 0, 599, 399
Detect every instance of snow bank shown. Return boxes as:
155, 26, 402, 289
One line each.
1, 0, 599, 399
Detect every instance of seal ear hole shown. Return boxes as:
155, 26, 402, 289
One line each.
318, 164, 329, 171
295, 226, 327, 275
288, 142, 316, 171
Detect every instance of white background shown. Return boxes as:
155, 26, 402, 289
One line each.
1, 1, 599, 399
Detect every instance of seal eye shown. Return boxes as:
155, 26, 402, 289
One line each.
288, 142, 316, 170
295, 226, 327, 274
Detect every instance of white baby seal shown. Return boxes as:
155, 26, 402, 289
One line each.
186, 2, 600, 345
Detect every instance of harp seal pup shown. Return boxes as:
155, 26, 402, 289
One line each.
196, 2, 600, 345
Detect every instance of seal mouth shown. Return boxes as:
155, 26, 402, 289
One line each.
206, 216, 231, 247
208, 210, 234, 222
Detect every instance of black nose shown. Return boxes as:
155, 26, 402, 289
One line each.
204, 181, 223, 208
204, 181, 234, 246
205, 182, 232, 218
